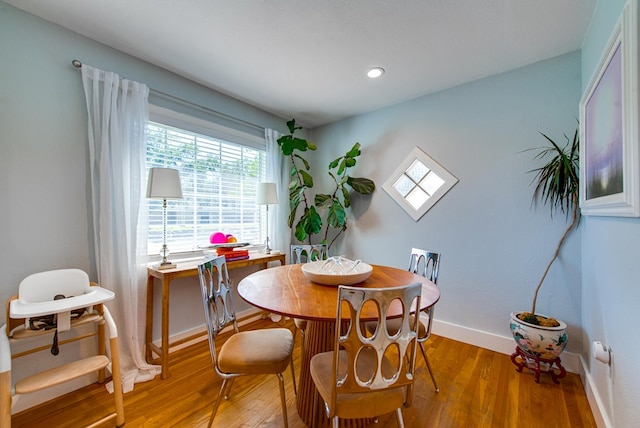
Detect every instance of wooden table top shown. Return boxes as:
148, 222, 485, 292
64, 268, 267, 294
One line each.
237, 263, 440, 321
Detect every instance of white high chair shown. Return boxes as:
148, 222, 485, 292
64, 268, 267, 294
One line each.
0, 268, 124, 427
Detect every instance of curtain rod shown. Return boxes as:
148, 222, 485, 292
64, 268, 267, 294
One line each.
72, 59, 265, 132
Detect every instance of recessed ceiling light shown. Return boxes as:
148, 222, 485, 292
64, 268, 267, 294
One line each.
367, 67, 385, 78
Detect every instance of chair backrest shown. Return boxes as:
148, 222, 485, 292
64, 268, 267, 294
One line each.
8, 269, 100, 335
19, 269, 91, 303
331, 283, 422, 408
290, 244, 328, 264
197, 255, 237, 371
408, 248, 440, 284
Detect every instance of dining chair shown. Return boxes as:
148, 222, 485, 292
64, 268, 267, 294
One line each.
290, 244, 328, 349
0, 268, 124, 428
290, 244, 328, 264
197, 255, 296, 428
310, 282, 422, 427
365, 248, 441, 392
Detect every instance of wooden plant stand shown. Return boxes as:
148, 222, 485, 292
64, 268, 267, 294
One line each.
510, 347, 567, 384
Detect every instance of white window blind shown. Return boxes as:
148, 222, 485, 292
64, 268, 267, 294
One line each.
146, 120, 266, 256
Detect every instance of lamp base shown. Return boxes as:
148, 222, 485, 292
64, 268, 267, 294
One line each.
156, 261, 177, 270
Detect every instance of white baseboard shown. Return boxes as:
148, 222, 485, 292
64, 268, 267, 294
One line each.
431, 319, 580, 373
167, 314, 583, 372
579, 355, 612, 428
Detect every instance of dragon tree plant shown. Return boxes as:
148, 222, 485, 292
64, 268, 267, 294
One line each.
277, 119, 375, 250
519, 128, 580, 326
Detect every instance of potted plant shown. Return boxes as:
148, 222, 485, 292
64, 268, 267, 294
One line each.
276, 119, 375, 251
510, 128, 579, 363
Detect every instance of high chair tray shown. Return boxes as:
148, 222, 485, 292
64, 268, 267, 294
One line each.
10, 287, 115, 318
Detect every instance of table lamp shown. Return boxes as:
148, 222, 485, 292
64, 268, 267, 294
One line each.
256, 182, 278, 254
147, 167, 183, 269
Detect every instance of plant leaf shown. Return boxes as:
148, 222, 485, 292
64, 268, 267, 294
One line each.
341, 185, 351, 208
294, 222, 307, 242
287, 198, 300, 228
292, 137, 309, 151
327, 200, 346, 228
302, 206, 322, 235
277, 135, 295, 155
346, 142, 361, 158
315, 193, 332, 208
293, 154, 311, 170
286, 119, 297, 134
347, 177, 376, 194
299, 170, 314, 188
529, 129, 580, 219
289, 185, 304, 206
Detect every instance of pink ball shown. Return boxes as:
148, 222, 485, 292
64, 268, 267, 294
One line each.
210, 232, 227, 244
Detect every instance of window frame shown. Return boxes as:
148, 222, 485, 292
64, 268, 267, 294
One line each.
382, 146, 458, 221
146, 105, 267, 259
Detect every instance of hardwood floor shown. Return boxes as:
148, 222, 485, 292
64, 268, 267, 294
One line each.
12, 318, 596, 427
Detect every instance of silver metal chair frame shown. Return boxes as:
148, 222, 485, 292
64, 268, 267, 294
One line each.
408, 247, 441, 392
290, 243, 328, 264
198, 255, 296, 427
290, 244, 328, 349
312, 282, 422, 427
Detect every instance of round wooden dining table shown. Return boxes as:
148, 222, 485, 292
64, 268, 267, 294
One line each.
237, 263, 440, 428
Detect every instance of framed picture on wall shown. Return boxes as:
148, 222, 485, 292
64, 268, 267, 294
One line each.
579, 0, 640, 217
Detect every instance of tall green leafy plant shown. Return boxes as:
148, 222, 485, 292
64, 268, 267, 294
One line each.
277, 119, 375, 250
520, 128, 580, 325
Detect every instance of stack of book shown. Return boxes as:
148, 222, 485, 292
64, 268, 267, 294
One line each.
216, 247, 249, 261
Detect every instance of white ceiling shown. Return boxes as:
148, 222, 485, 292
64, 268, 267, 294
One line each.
8, 0, 596, 128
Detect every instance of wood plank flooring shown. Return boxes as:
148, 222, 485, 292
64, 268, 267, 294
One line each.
12, 318, 596, 427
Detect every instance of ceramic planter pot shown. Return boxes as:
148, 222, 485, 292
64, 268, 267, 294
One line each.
509, 311, 568, 360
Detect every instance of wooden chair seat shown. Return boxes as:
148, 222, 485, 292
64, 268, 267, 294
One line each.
218, 328, 293, 375
310, 349, 406, 419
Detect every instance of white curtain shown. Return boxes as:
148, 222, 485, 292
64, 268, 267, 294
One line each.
265, 129, 291, 259
81, 64, 159, 393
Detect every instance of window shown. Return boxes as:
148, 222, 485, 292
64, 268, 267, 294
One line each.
146, 112, 266, 256
382, 146, 458, 221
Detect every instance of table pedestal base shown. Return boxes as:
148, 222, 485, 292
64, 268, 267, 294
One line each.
510, 347, 567, 384
297, 320, 373, 428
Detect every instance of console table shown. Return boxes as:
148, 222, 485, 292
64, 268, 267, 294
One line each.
146, 252, 285, 379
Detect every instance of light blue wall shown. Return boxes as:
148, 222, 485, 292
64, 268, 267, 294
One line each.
309, 52, 583, 353
581, 1, 640, 427
4, 0, 637, 423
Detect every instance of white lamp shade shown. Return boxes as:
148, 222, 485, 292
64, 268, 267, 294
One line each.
256, 182, 278, 205
146, 168, 183, 199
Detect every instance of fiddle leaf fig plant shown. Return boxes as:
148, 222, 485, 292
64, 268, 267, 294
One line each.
519, 128, 580, 326
277, 119, 321, 241
277, 119, 375, 250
